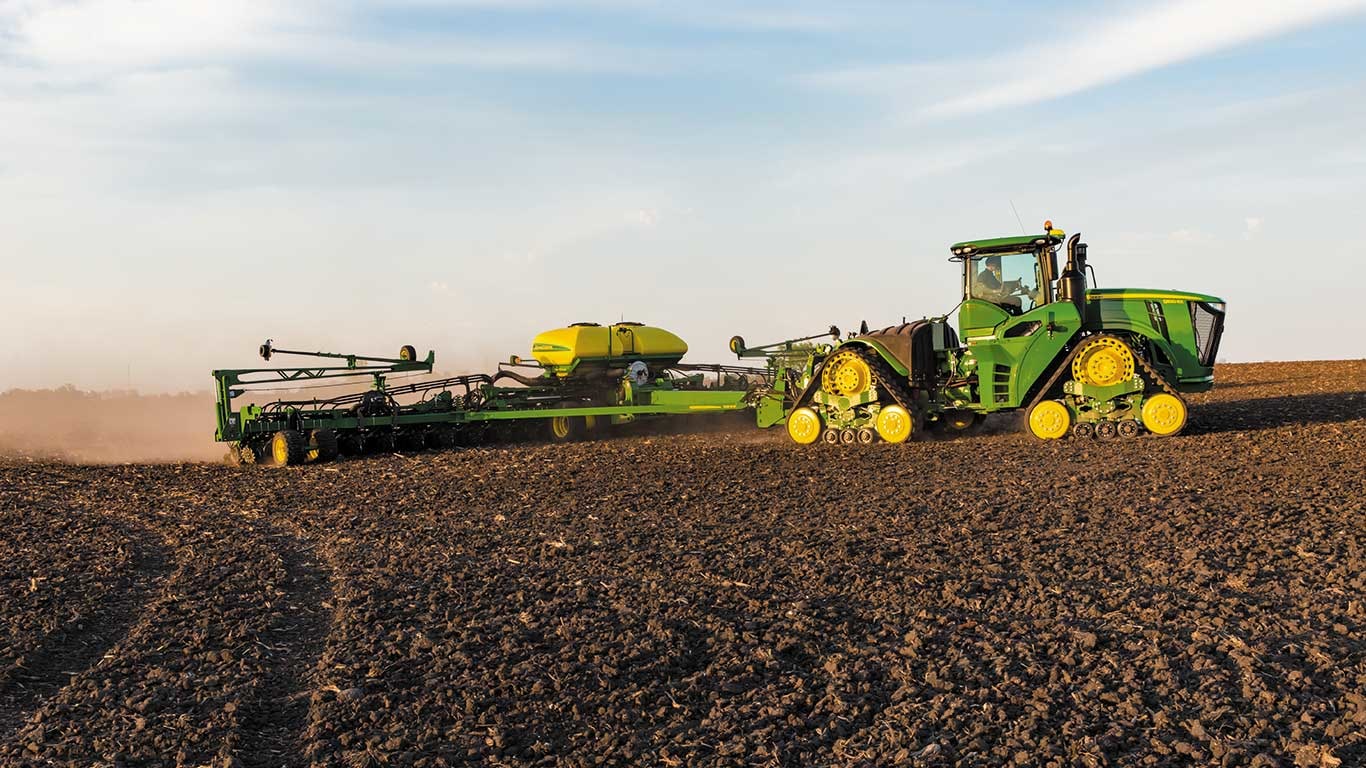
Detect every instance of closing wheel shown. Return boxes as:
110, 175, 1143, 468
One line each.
270, 429, 306, 466
786, 407, 822, 445
1027, 400, 1071, 440
1141, 393, 1187, 436
875, 405, 914, 444
1072, 336, 1135, 387
821, 350, 873, 399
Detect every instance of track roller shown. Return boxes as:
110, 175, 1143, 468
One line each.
857, 427, 875, 445
822, 429, 840, 445
1071, 422, 1095, 440
270, 429, 306, 466
1095, 421, 1118, 439
839, 429, 857, 446
1118, 420, 1141, 438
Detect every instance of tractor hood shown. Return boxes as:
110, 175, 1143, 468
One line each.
1086, 288, 1225, 305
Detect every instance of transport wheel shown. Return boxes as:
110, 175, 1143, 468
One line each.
1095, 421, 1118, 439
822, 429, 840, 445
821, 350, 873, 399
1071, 422, 1095, 440
399, 344, 418, 361
1027, 400, 1071, 440
1072, 337, 1136, 387
548, 416, 594, 443
1118, 420, 1141, 438
874, 404, 913, 444
786, 407, 822, 445
857, 428, 875, 445
839, 429, 857, 446
1141, 393, 1187, 436
307, 429, 339, 463
270, 430, 306, 466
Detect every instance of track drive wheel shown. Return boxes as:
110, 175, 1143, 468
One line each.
270, 429, 306, 466
1072, 336, 1136, 387
875, 404, 914, 444
1141, 393, 1187, 436
1027, 400, 1071, 440
786, 407, 822, 445
307, 429, 339, 463
821, 349, 873, 399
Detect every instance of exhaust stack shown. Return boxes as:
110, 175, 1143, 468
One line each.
1057, 233, 1087, 313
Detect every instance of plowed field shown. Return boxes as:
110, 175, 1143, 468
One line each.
2, 361, 1363, 767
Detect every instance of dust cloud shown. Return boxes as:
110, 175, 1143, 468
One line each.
0, 387, 222, 464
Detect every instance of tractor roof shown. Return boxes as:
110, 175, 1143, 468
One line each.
949, 231, 1064, 257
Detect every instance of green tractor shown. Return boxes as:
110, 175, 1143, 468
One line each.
783, 222, 1226, 444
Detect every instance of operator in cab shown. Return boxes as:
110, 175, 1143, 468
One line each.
972, 255, 1024, 313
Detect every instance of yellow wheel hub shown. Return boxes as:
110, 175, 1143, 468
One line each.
1072, 337, 1135, 387
1141, 393, 1187, 436
822, 351, 872, 398
786, 407, 822, 445
1028, 400, 1071, 440
550, 416, 571, 440
272, 436, 290, 464
875, 405, 913, 443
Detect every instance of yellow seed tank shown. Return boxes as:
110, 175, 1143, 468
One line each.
531, 322, 688, 376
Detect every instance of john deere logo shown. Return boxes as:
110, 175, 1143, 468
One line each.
533, 343, 570, 352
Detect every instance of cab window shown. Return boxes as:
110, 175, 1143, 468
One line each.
969, 251, 1043, 313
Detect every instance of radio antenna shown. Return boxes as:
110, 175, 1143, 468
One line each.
1009, 200, 1027, 234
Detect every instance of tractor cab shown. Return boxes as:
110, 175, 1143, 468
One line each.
949, 226, 1066, 336
948, 224, 1081, 408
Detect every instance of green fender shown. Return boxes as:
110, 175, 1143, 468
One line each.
833, 339, 910, 377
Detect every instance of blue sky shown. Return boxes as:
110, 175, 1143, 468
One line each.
2, 0, 1364, 391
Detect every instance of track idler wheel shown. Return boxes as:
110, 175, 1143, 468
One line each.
786, 407, 822, 445
875, 404, 914, 444
270, 429, 306, 466
1027, 400, 1071, 440
307, 429, 339, 463
1141, 393, 1187, 436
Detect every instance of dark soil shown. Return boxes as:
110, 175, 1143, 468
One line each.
1, 361, 1363, 767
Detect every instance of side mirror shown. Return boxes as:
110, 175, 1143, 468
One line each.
1048, 249, 1059, 281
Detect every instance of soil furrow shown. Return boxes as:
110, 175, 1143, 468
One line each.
231, 525, 332, 768
0, 517, 172, 744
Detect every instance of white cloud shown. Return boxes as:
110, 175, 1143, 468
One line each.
812, 0, 1366, 118
1243, 217, 1264, 240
